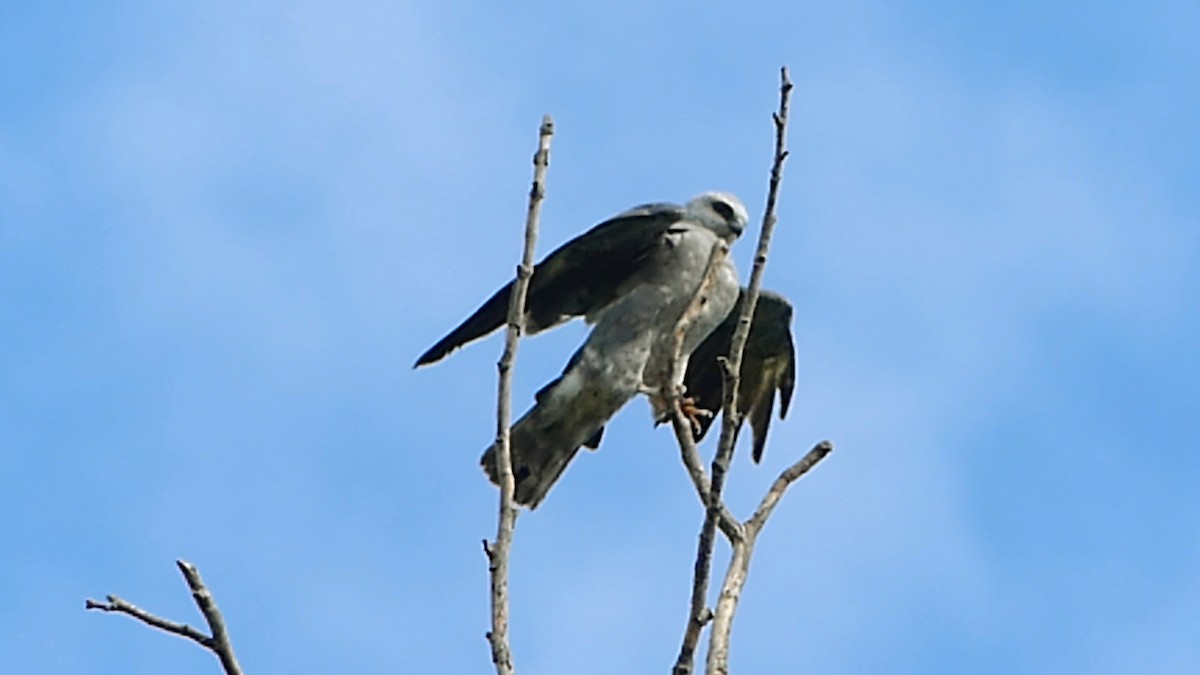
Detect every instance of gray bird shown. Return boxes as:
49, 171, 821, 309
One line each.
682, 289, 796, 463
478, 193, 748, 508
415, 192, 748, 367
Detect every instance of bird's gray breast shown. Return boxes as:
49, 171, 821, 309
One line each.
684, 255, 739, 358
639, 224, 739, 389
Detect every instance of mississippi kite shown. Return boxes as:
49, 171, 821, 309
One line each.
683, 289, 796, 463
476, 193, 748, 508
415, 192, 748, 367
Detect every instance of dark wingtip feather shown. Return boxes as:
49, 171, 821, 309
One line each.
749, 392, 775, 463
778, 345, 796, 419
773, 315, 797, 417
778, 380, 794, 418
583, 426, 604, 450
413, 281, 516, 368
752, 432, 768, 464
414, 340, 455, 368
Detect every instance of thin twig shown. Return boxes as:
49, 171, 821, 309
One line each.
746, 441, 832, 537
84, 596, 212, 646
85, 559, 243, 675
672, 66, 795, 675
702, 64, 795, 675
485, 114, 554, 675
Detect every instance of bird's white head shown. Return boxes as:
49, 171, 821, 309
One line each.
684, 191, 749, 241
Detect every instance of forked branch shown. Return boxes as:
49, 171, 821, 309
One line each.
706, 441, 832, 675
85, 559, 243, 675
672, 66, 824, 675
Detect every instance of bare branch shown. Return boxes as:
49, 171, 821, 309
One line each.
700, 64, 796, 675
84, 595, 213, 646
672, 66, 795, 675
176, 560, 243, 675
85, 559, 243, 675
663, 241, 747, 675
723, 65, 794, 425
705, 538, 751, 675
746, 441, 833, 537
706, 442, 830, 674
485, 114, 554, 675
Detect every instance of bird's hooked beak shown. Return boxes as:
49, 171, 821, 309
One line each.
721, 214, 746, 243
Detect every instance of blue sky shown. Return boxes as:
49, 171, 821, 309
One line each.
2, 1, 1197, 673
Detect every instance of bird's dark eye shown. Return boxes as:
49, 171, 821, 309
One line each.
712, 200, 735, 221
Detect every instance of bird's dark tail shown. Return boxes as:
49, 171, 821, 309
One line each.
480, 420, 586, 509
479, 364, 618, 508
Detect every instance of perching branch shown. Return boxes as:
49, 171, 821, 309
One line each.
484, 114, 554, 675
701, 64, 799, 675
85, 559, 243, 675
672, 66, 805, 675
662, 241, 745, 542
660, 240, 747, 658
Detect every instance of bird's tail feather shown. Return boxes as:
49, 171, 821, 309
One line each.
479, 370, 621, 508
481, 415, 590, 509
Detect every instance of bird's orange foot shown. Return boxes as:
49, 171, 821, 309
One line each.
679, 395, 713, 436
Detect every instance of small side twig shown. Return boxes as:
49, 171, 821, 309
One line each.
746, 440, 833, 537
85, 559, 243, 675
485, 114, 554, 675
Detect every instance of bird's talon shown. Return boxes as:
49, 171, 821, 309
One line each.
679, 395, 713, 435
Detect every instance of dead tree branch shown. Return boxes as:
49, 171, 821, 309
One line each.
706, 441, 831, 675
702, 64, 799, 675
85, 559, 243, 675
484, 114, 554, 675
672, 65, 801, 675
746, 440, 833, 537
